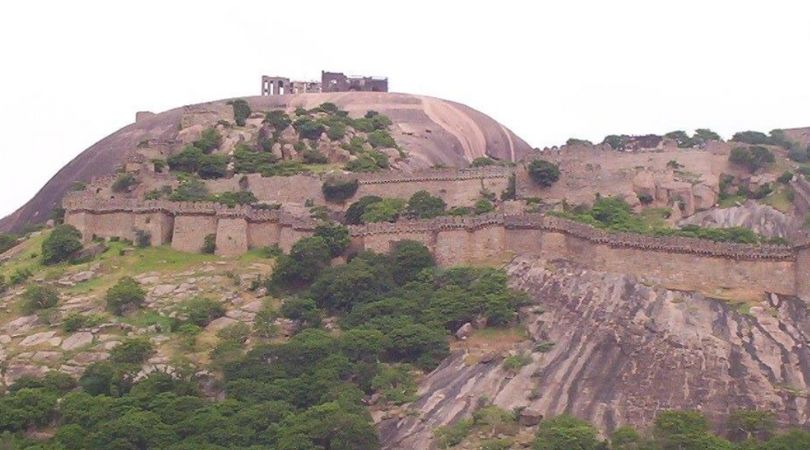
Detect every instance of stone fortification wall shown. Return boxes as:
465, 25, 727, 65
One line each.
64, 196, 806, 298
204, 167, 513, 208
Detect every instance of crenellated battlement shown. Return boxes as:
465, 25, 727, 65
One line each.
354, 166, 513, 185
63, 194, 810, 298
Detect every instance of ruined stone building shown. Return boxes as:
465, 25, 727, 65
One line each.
261, 70, 388, 96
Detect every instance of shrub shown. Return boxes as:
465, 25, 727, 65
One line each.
778, 171, 794, 184
406, 191, 446, 219
534, 415, 600, 450
202, 233, 216, 254
390, 240, 435, 285
528, 159, 561, 187
42, 224, 83, 265
345, 196, 383, 224
211, 191, 257, 207
694, 128, 721, 143
789, 146, 810, 162
169, 177, 209, 201
294, 117, 326, 140
272, 237, 332, 287
371, 364, 416, 405
216, 322, 251, 344
302, 148, 328, 164
361, 198, 406, 223
0, 233, 19, 254
326, 122, 346, 140
314, 223, 350, 257
638, 193, 654, 205
474, 198, 495, 215
167, 145, 205, 173
367, 130, 396, 148
566, 138, 593, 147
732, 131, 772, 146
111, 173, 137, 193
264, 110, 291, 131
194, 128, 223, 153
230, 99, 251, 126
233, 144, 277, 174
322, 177, 358, 203
179, 297, 226, 327
110, 337, 155, 364
345, 154, 383, 172
664, 130, 695, 148
729, 146, 774, 172
280, 297, 321, 327
502, 353, 531, 372
105, 277, 146, 315
434, 419, 473, 448
22, 285, 59, 313
318, 102, 339, 114
62, 312, 104, 332
197, 153, 228, 179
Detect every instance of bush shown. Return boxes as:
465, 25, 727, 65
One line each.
729, 146, 774, 172
169, 177, 209, 202
314, 223, 350, 257
264, 110, 291, 131
664, 130, 695, 148
167, 145, 205, 173
474, 198, 495, 215
371, 364, 416, 405
111, 173, 137, 193
280, 297, 321, 327
211, 191, 257, 207
326, 123, 346, 140
732, 131, 772, 146
406, 191, 446, 219
194, 128, 223, 153
105, 277, 146, 315
302, 148, 328, 164
230, 99, 251, 127
62, 312, 104, 333
42, 224, 83, 265
390, 240, 435, 285
21, 285, 59, 313
322, 177, 359, 203
638, 193, 654, 205
179, 297, 226, 327
271, 237, 332, 287
345, 196, 383, 225
367, 130, 396, 148
361, 198, 406, 223
110, 337, 155, 364
778, 171, 794, 184
694, 128, 721, 143
534, 415, 600, 450
202, 233, 216, 254
294, 117, 326, 140
197, 153, 228, 179
528, 159, 561, 187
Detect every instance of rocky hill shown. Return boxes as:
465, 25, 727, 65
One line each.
0, 92, 531, 233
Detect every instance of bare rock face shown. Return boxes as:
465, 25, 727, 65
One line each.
0, 92, 531, 233
679, 201, 804, 240
379, 256, 810, 449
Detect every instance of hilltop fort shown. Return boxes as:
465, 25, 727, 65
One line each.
261, 70, 388, 96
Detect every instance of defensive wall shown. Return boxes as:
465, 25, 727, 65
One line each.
204, 166, 514, 207
63, 197, 810, 299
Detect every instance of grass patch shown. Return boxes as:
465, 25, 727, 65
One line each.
718, 194, 746, 208
122, 309, 175, 332
762, 186, 793, 213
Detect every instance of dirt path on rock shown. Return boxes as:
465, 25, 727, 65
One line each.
422, 96, 488, 161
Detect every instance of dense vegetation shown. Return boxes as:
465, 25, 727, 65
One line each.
729, 146, 775, 173
555, 196, 786, 244
527, 159, 560, 187
0, 231, 528, 450
343, 190, 498, 224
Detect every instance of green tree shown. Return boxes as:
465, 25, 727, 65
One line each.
110, 337, 155, 364
406, 191, 446, 219
727, 409, 775, 442
528, 159, 561, 187
111, 173, 138, 193
193, 127, 223, 153
390, 240, 434, 285
105, 276, 146, 315
231, 99, 252, 127
314, 223, 350, 257
42, 224, 83, 265
272, 237, 332, 286
664, 130, 694, 148
310, 257, 395, 312
0, 388, 58, 432
533, 415, 600, 450
729, 146, 774, 172
276, 401, 379, 450
167, 145, 205, 173
180, 297, 226, 327
345, 196, 383, 225
361, 198, 406, 223
322, 177, 359, 203
694, 128, 721, 143
367, 130, 396, 148
197, 153, 228, 179
264, 110, 292, 130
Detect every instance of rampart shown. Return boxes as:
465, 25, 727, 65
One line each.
205, 166, 514, 207
63, 196, 810, 299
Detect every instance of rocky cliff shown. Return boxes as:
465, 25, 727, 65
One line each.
379, 256, 810, 449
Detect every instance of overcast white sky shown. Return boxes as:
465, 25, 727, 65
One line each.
1, 0, 809, 218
